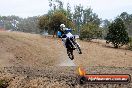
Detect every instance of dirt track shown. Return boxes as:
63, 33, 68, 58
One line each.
0, 31, 132, 88
0, 66, 132, 88
0, 31, 132, 67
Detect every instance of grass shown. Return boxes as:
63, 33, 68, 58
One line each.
0, 79, 9, 88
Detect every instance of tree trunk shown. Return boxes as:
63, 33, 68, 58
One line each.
53, 29, 56, 37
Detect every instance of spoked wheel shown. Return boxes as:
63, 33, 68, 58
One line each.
75, 43, 82, 54
67, 49, 74, 60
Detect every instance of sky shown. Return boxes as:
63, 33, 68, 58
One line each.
0, 0, 132, 20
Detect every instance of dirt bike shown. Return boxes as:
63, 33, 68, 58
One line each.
65, 35, 82, 60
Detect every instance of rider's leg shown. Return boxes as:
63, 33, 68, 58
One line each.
62, 38, 67, 48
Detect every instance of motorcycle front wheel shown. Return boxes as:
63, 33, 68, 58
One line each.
75, 43, 82, 54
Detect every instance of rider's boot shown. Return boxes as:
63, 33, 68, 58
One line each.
79, 51, 82, 54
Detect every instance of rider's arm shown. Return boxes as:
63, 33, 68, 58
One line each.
65, 28, 72, 33
57, 31, 62, 38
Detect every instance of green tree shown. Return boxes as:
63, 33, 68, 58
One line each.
67, 3, 72, 21
73, 5, 83, 34
17, 16, 39, 33
49, 11, 74, 37
128, 37, 132, 50
82, 8, 101, 26
38, 15, 49, 33
80, 23, 102, 40
40, 0, 101, 37
101, 19, 111, 39
105, 18, 129, 48
119, 12, 132, 36
49, 11, 67, 36
38, 11, 74, 37
73, 6, 101, 35
48, 0, 64, 11
0, 15, 21, 30
56, 0, 63, 9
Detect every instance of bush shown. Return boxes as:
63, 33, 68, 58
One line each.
80, 23, 102, 41
105, 18, 129, 48
80, 29, 94, 41
0, 79, 9, 88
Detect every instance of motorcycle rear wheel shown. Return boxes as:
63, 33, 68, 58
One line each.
67, 49, 74, 60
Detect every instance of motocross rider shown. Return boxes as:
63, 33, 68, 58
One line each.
57, 24, 74, 49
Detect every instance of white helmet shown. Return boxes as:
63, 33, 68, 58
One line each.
60, 24, 65, 28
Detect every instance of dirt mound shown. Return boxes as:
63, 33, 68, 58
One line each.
0, 31, 68, 67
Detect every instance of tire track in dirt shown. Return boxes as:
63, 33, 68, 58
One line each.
59, 58, 76, 66
57, 47, 76, 66
55, 38, 76, 66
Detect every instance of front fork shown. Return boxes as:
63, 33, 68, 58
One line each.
70, 38, 80, 49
